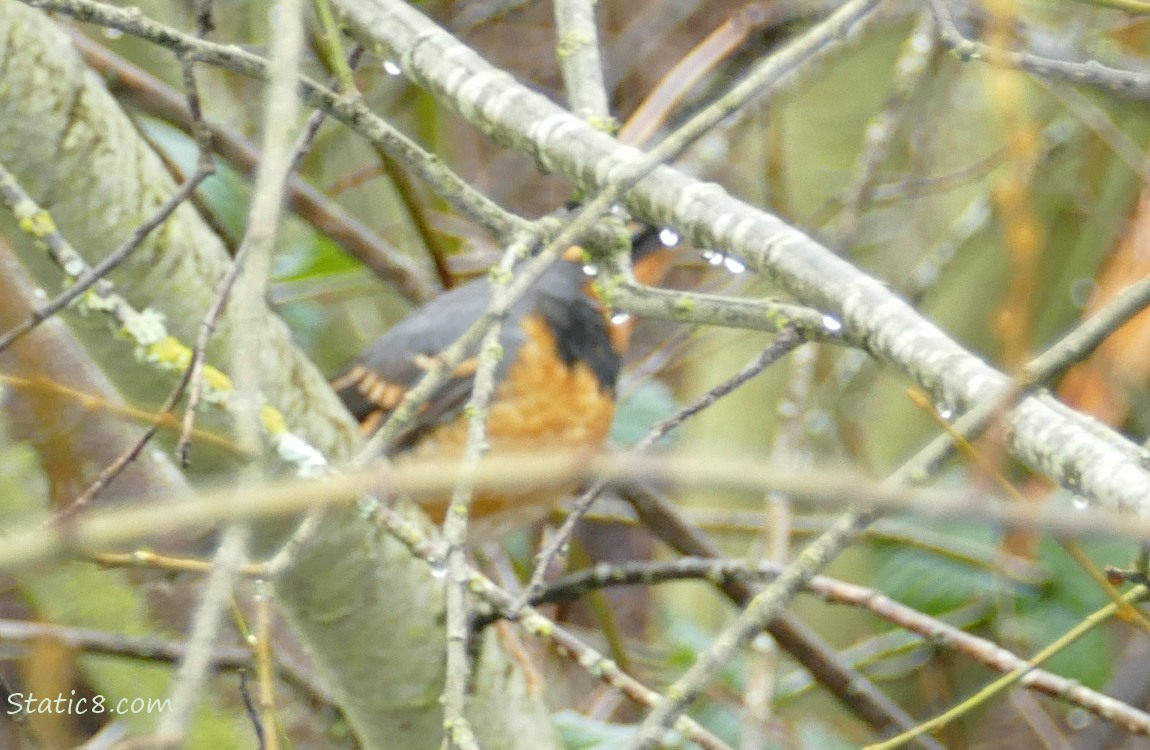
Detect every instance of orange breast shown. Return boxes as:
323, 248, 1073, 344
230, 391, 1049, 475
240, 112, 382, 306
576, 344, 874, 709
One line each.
405, 314, 616, 530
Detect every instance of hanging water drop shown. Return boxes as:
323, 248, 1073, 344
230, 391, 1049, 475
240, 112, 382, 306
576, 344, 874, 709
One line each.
723, 256, 746, 274
821, 314, 843, 333
805, 410, 832, 435
658, 228, 680, 247
383, 60, 402, 76
1069, 278, 1097, 309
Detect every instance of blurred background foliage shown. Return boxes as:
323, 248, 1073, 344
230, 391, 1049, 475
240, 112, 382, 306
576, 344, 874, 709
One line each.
6, 0, 1150, 748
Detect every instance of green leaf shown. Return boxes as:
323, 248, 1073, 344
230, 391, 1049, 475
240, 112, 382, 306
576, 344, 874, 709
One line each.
610, 380, 679, 447
871, 519, 1007, 614
138, 119, 249, 239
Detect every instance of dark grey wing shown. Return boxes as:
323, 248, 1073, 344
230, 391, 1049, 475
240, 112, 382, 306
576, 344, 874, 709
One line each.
332, 276, 524, 451
333, 259, 598, 452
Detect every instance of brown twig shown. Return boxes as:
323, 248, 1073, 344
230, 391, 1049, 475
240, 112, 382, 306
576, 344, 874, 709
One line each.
71, 32, 440, 304
618, 3, 789, 148
519, 326, 807, 605
519, 559, 1150, 735
369, 503, 736, 750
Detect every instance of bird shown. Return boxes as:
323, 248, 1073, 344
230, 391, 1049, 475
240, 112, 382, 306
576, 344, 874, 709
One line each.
331, 227, 678, 532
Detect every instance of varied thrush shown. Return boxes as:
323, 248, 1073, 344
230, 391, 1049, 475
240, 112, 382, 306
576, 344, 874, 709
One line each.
331, 228, 677, 531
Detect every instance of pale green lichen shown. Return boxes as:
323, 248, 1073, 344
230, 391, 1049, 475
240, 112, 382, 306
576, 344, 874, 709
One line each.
556, 32, 592, 59
144, 336, 191, 369
0, 154, 331, 479
61, 256, 86, 278
273, 432, 329, 478
672, 297, 696, 320
586, 115, 619, 135
483, 342, 504, 361
18, 206, 56, 238
122, 308, 169, 347
487, 266, 513, 284
82, 288, 119, 313
357, 494, 382, 518
522, 612, 552, 637
592, 278, 617, 307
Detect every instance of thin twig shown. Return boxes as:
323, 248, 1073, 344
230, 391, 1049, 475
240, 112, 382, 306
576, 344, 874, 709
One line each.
238, 670, 266, 750
370, 503, 736, 750
516, 559, 1150, 735
53, 356, 201, 520
0, 167, 211, 355
1037, 79, 1150, 184
742, 338, 818, 749
926, 0, 1150, 100
519, 327, 807, 606
92, 550, 266, 577
177, 0, 317, 466
554, 0, 611, 127
72, 32, 439, 303
22, 0, 528, 240
618, 3, 790, 148
154, 525, 251, 746
0, 618, 332, 706
610, 283, 831, 337
13, 453, 1150, 571
46, 51, 220, 513
161, 1, 306, 743
618, 199, 1150, 748
618, 480, 944, 750
253, 581, 279, 750
866, 586, 1150, 749
835, 11, 938, 244
638, 0, 888, 164
440, 240, 527, 750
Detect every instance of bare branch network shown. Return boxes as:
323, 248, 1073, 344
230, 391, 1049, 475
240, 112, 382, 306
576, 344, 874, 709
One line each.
2, 1, 1150, 749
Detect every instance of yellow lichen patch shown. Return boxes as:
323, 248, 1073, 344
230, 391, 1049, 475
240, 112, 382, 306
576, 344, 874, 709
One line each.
202, 364, 233, 392
146, 336, 192, 369
20, 207, 57, 238
261, 404, 288, 435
